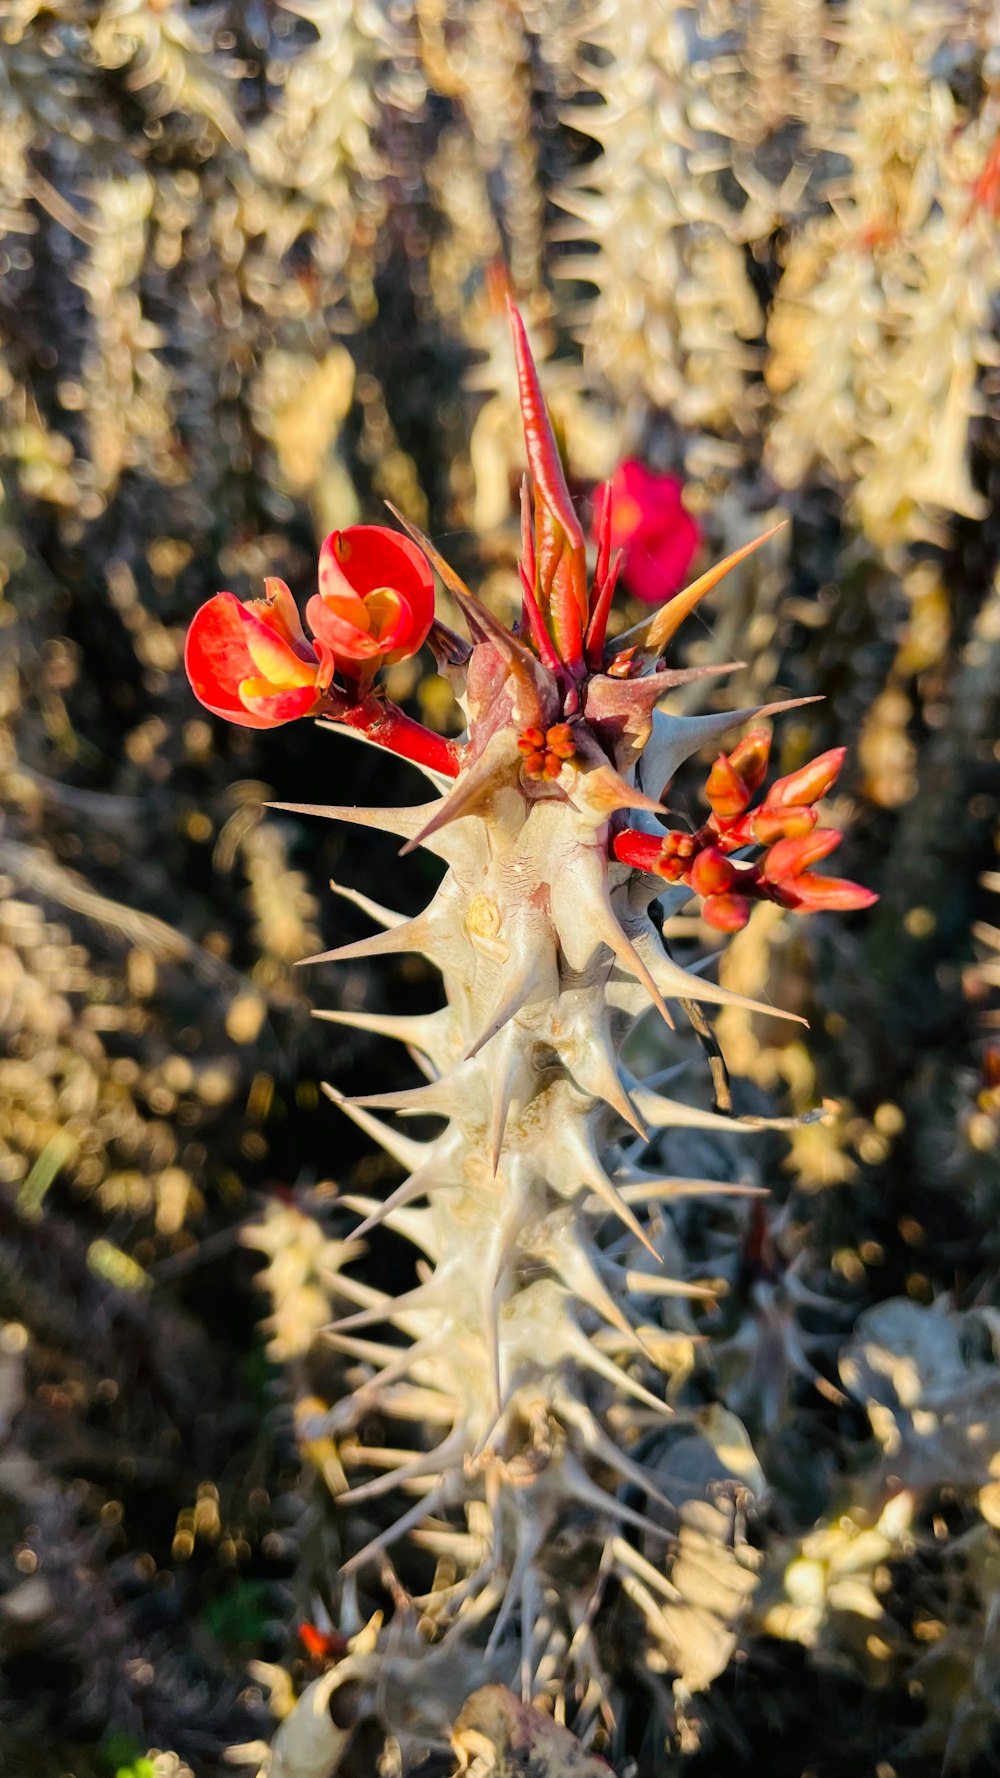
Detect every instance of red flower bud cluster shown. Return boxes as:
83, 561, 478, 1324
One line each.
518, 722, 577, 780
612, 733, 877, 931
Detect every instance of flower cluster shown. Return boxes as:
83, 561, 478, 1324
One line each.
517, 722, 577, 780
613, 733, 877, 931
185, 524, 434, 728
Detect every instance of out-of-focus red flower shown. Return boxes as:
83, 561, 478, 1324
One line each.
185, 577, 323, 729
594, 460, 701, 606
306, 525, 435, 677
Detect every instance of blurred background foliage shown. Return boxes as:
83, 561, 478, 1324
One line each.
1, 1, 1000, 1774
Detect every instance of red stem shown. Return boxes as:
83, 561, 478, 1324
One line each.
611, 828, 666, 871
328, 693, 461, 778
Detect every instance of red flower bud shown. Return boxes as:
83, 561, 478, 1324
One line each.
185, 579, 323, 729
751, 805, 818, 846
306, 525, 435, 677
706, 752, 752, 820
518, 727, 546, 755
727, 729, 771, 794
702, 892, 751, 932
783, 874, 879, 913
689, 846, 736, 896
763, 827, 841, 885
546, 723, 576, 760
767, 747, 846, 809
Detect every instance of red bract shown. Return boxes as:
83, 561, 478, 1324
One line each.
727, 730, 771, 794
762, 827, 841, 884
306, 526, 435, 678
184, 541, 460, 777
782, 874, 879, 913
594, 460, 701, 606
751, 805, 817, 846
185, 578, 323, 729
768, 747, 845, 808
706, 752, 753, 820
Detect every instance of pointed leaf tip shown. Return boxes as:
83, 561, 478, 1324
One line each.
506, 300, 584, 553
645, 522, 787, 656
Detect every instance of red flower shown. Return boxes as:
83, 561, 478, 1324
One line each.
306, 526, 435, 677
185, 577, 323, 729
595, 460, 701, 606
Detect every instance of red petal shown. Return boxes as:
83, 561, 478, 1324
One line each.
239, 681, 322, 725
602, 461, 701, 605
185, 592, 259, 722
319, 526, 435, 637
307, 592, 407, 662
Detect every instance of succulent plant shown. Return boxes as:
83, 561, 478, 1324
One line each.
186, 306, 874, 1769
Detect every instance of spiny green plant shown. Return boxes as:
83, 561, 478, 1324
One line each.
186, 304, 874, 1767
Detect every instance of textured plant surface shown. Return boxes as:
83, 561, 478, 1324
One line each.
1, 5, 1000, 1777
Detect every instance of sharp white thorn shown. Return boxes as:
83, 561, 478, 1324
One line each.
327, 877, 407, 929
321, 1082, 428, 1172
